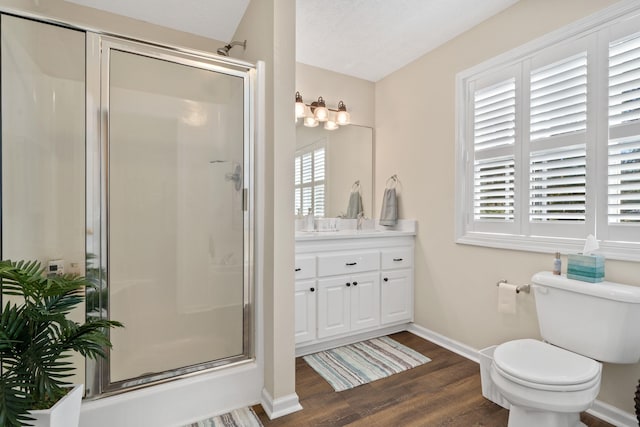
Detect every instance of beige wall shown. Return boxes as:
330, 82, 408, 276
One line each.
375, 0, 640, 415
234, 0, 297, 403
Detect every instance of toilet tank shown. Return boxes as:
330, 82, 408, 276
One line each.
532, 271, 640, 364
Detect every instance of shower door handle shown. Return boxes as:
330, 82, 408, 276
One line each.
242, 188, 248, 211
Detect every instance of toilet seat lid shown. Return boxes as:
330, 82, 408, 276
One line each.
494, 339, 601, 386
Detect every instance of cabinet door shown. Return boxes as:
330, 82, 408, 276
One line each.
317, 276, 350, 338
381, 269, 413, 324
295, 280, 317, 344
350, 272, 380, 332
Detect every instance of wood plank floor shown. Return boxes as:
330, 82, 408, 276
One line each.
253, 332, 615, 427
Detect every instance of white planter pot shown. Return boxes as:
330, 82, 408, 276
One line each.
28, 384, 83, 427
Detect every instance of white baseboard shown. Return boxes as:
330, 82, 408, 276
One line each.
260, 388, 302, 420
587, 399, 637, 427
408, 323, 480, 363
408, 323, 636, 427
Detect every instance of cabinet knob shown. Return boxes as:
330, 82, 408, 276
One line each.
352, 281, 358, 286
346, 282, 351, 287
393, 258, 403, 262
310, 287, 315, 292
295, 268, 301, 272
383, 277, 389, 282
345, 262, 357, 266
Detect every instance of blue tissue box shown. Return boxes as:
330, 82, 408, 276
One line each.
567, 254, 604, 283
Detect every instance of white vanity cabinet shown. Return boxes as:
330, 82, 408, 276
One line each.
380, 248, 414, 324
295, 229, 415, 354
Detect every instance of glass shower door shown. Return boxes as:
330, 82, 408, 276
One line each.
104, 45, 250, 387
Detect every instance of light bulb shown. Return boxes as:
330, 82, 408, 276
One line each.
304, 116, 318, 127
295, 92, 306, 119
312, 96, 328, 122
324, 120, 339, 130
336, 101, 350, 125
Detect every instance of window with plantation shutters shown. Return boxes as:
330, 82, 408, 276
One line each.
456, 4, 640, 260
294, 144, 325, 217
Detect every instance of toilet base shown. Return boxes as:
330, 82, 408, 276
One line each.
508, 405, 586, 427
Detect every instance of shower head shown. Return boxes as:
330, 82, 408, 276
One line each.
217, 40, 247, 57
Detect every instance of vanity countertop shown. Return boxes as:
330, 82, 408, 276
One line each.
295, 219, 416, 241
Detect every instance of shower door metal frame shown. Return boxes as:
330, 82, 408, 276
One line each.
85, 34, 256, 398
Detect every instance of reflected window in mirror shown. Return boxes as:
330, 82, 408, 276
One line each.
294, 139, 326, 217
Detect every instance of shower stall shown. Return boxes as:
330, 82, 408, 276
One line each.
1, 11, 257, 404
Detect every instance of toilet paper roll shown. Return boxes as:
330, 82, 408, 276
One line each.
498, 282, 518, 314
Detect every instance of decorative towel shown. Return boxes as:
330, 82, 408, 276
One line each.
379, 175, 398, 226
345, 183, 363, 219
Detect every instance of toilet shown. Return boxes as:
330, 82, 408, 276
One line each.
489, 271, 640, 427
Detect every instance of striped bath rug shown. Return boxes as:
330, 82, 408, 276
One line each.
185, 407, 263, 427
303, 336, 431, 391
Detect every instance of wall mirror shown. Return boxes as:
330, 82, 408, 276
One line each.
295, 124, 373, 218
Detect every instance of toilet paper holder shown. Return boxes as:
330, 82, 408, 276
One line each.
496, 280, 530, 294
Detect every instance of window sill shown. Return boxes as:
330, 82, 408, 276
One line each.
456, 232, 640, 263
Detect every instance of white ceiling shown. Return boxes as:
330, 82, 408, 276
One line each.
65, 0, 519, 82
297, 0, 519, 82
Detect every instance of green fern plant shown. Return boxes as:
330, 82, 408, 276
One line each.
0, 259, 123, 426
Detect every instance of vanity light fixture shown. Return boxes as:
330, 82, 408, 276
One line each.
295, 91, 351, 130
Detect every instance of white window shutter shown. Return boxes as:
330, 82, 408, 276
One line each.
471, 78, 517, 232
530, 53, 587, 141
529, 145, 587, 222
473, 156, 515, 221
609, 33, 640, 127
474, 79, 516, 151
606, 29, 640, 243
608, 138, 640, 224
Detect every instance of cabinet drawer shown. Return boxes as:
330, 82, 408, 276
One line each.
317, 251, 379, 277
295, 255, 316, 280
381, 247, 413, 270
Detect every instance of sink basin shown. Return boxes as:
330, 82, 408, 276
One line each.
296, 229, 381, 237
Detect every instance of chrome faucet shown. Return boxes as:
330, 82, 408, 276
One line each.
357, 212, 366, 230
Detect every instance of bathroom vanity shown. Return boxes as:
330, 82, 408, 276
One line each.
294, 222, 416, 356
